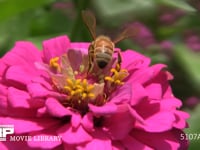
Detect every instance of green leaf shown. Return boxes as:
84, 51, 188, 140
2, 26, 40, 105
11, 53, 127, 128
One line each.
156, 0, 196, 12
0, 0, 53, 22
30, 9, 73, 36
185, 105, 200, 150
173, 45, 200, 92
92, 0, 156, 26
0, 13, 34, 56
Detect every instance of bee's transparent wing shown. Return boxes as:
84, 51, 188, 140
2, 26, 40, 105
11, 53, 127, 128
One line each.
113, 25, 140, 44
82, 10, 97, 39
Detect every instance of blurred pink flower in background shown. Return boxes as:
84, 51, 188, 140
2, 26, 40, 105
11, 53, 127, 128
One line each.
0, 35, 189, 150
52, 1, 76, 19
184, 30, 200, 52
159, 40, 174, 57
160, 40, 173, 51
129, 22, 156, 48
159, 7, 186, 25
129, 22, 174, 54
185, 97, 200, 109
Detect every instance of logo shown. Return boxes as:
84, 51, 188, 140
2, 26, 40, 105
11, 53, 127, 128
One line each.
0, 125, 14, 141
0, 125, 62, 142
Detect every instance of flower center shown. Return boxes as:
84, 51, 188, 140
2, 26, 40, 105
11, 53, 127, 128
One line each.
64, 79, 95, 101
46, 52, 128, 114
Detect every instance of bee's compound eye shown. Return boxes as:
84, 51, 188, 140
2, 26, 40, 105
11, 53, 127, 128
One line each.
98, 61, 107, 69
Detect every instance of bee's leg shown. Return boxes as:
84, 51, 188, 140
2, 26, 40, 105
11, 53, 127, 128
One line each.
114, 49, 122, 71
88, 61, 94, 74
87, 45, 95, 74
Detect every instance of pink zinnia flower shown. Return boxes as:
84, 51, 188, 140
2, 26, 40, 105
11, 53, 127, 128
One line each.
0, 35, 189, 150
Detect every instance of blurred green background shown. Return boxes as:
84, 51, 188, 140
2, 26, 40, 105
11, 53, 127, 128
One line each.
0, 0, 199, 149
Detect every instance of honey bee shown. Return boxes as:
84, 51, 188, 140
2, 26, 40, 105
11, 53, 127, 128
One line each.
82, 10, 139, 72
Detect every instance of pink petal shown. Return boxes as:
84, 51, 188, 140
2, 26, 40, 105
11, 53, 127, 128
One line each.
36, 107, 49, 117
0, 95, 8, 115
150, 64, 166, 76
27, 83, 61, 98
28, 130, 62, 149
0, 84, 7, 95
63, 144, 76, 150
137, 111, 175, 132
6, 65, 37, 85
71, 113, 81, 128
0, 59, 7, 77
128, 106, 145, 124
110, 83, 132, 104
147, 70, 172, 98
163, 85, 173, 98
173, 110, 190, 129
7, 87, 30, 108
57, 124, 92, 144
132, 129, 183, 150
104, 111, 134, 140
126, 64, 166, 85
42, 35, 70, 63
81, 112, 94, 131
160, 98, 182, 110
88, 103, 118, 115
31, 76, 53, 90
28, 98, 45, 109
70, 42, 90, 54
0, 85, 8, 115
145, 83, 162, 100
0, 142, 8, 150
131, 83, 147, 106
0, 117, 60, 134
77, 129, 112, 150
67, 49, 85, 71
112, 141, 125, 150
122, 135, 153, 150
1, 140, 32, 150
45, 97, 72, 117
3, 106, 38, 118
127, 68, 154, 85
133, 99, 160, 119
121, 50, 151, 70
1, 41, 41, 66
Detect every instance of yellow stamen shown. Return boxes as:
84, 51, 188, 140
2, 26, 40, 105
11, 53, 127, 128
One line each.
64, 86, 72, 92
104, 76, 114, 82
66, 79, 74, 88
82, 93, 87, 99
49, 57, 61, 72
82, 79, 87, 88
104, 64, 129, 86
87, 85, 94, 91
64, 78, 96, 103
75, 79, 81, 85
115, 80, 121, 84
116, 63, 121, 71
111, 68, 118, 74
88, 93, 95, 99
71, 91, 75, 96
